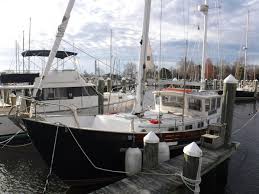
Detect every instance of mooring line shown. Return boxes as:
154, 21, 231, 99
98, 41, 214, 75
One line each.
43, 125, 59, 194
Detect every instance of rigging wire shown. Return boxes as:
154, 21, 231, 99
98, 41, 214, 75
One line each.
215, 0, 222, 79
158, 0, 163, 132
62, 39, 122, 75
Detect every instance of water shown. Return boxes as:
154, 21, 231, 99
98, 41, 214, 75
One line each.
0, 95, 258, 193
0, 145, 68, 193
226, 101, 259, 194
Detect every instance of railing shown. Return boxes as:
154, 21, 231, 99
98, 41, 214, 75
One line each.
8, 96, 135, 127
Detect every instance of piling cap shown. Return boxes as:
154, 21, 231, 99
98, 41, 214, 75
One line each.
143, 131, 159, 144
107, 77, 111, 80
98, 77, 104, 81
10, 93, 16, 97
122, 77, 126, 80
183, 142, 202, 157
224, 74, 238, 84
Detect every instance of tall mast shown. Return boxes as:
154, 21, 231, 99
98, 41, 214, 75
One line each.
18, 43, 20, 73
244, 10, 249, 81
22, 30, 25, 73
110, 29, 113, 78
133, 0, 151, 114
15, 40, 18, 73
199, 0, 208, 89
33, 0, 75, 97
28, 17, 31, 72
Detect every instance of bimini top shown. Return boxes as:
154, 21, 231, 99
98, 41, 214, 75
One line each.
21, 50, 77, 59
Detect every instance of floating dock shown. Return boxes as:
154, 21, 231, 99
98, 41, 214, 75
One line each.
91, 142, 239, 194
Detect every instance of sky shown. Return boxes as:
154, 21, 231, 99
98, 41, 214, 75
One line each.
1, 0, 259, 75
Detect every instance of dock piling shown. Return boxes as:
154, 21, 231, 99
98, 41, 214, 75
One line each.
107, 78, 112, 92
254, 79, 258, 98
97, 78, 105, 114
143, 131, 159, 169
121, 77, 126, 93
183, 142, 202, 194
221, 74, 238, 147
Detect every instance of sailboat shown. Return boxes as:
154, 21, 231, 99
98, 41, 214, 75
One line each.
235, 11, 257, 101
12, 0, 223, 189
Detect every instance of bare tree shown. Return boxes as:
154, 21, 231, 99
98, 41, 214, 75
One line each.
122, 62, 137, 79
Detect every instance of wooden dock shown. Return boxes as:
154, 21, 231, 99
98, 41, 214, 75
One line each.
90, 142, 239, 194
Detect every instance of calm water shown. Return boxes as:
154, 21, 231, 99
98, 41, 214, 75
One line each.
0, 94, 258, 193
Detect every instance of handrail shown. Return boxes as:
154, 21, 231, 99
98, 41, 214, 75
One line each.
13, 96, 81, 128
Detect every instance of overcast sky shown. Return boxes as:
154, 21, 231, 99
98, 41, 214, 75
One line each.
1, 0, 259, 74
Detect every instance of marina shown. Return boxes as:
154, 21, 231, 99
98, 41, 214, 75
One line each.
1, 0, 259, 193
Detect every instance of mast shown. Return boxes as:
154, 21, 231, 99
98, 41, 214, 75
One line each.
133, 0, 152, 114
28, 17, 31, 72
18, 43, 20, 73
110, 29, 113, 78
33, 0, 76, 97
15, 40, 18, 73
244, 10, 249, 81
198, 0, 208, 89
22, 30, 25, 73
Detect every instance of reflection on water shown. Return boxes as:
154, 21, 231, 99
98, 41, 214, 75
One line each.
0, 93, 258, 193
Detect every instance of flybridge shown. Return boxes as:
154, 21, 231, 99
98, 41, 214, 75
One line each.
21, 50, 77, 59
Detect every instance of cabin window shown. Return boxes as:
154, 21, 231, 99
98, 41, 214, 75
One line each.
43, 88, 55, 100
217, 97, 221, 108
211, 98, 216, 110
205, 99, 210, 111
162, 96, 183, 108
185, 125, 193, 130
198, 121, 204, 128
55, 88, 68, 99
188, 98, 202, 111
43, 88, 70, 100
147, 56, 150, 61
42, 87, 98, 100
206, 98, 217, 115
168, 127, 178, 131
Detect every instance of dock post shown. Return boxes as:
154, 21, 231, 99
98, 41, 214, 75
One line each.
97, 78, 105, 114
4, 89, 10, 104
183, 142, 202, 194
143, 131, 159, 169
219, 79, 223, 90
107, 78, 112, 92
204, 79, 208, 90
121, 77, 126, 93
221, 74, 238, 147
254, 79, 258, 98
213, 79, 217, 90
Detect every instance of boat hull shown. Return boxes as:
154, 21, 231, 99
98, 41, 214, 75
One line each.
23, 118, 205, 188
